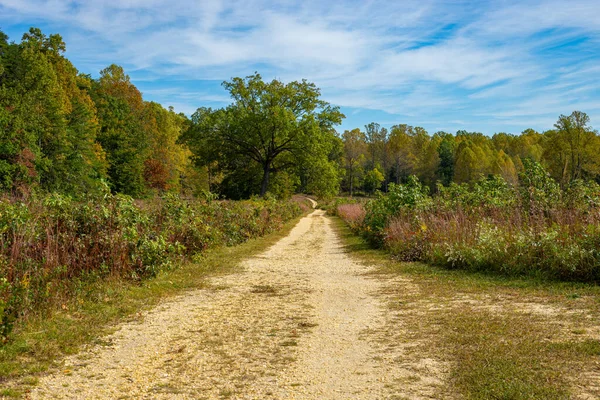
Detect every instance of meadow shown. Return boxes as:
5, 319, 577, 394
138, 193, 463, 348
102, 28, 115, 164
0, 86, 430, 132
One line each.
334, 160, 600, 283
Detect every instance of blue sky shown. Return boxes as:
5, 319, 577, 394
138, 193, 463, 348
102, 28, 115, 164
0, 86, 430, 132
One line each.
1, 0, 599, 135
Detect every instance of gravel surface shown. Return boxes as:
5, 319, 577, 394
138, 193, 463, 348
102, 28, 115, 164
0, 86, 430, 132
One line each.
29, 207, 437, 399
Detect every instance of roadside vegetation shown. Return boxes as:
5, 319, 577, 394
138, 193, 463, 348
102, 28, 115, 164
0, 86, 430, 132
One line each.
0, 205, 308, 397
0, 191, 308, 343
333, 159, 600, 282
3, 25, 600, 398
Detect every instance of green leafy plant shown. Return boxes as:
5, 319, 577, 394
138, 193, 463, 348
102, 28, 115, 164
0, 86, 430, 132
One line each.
0, 193, 303, 342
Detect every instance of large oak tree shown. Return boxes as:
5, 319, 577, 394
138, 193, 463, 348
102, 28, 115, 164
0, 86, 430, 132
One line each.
184, 73, 344, 197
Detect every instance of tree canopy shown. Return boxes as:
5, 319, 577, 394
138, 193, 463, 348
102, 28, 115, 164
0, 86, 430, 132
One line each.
337, 111, 598, 195
183, 73, 344, 198
1, 27, 599, 201
0, 28, 197, 198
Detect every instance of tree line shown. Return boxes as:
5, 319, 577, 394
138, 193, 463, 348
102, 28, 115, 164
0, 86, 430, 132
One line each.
341, 112, 598, 196
1, 28, 597, 200
0, 28, 200, 197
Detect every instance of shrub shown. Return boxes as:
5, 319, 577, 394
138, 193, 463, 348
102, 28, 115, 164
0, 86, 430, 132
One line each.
340, 170, 600, 283
0, 193, 303, 341
363, 176, 432, 244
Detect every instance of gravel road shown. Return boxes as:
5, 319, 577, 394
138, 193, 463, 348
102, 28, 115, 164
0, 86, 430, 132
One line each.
29, 207, 437, 399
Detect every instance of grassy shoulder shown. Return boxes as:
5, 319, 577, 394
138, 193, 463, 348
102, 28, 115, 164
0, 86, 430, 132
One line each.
331, 216, 600, 400
0, 215, 304, 398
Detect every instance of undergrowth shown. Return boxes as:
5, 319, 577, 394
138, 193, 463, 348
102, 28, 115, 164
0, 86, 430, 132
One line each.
333, 160, 600, 283
0, 190, 306, 343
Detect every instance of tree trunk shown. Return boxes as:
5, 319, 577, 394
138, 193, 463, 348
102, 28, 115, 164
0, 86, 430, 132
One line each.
260, 165, 270, 197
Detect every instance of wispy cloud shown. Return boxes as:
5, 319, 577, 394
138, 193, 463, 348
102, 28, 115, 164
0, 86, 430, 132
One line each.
0, 0, 599, 134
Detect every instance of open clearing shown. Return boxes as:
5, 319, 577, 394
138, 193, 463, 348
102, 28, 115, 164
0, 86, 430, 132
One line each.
26, 208, 600, 399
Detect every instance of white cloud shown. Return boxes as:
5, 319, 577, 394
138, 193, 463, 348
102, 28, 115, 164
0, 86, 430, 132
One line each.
0, 0, 599, 133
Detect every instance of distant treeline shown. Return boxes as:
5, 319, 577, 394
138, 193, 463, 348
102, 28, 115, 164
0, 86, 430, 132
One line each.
341, 112, 598, 196
1, 28, 597, 199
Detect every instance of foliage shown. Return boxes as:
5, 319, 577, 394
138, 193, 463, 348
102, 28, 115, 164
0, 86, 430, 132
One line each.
341, 128, 367, 196
519, 159, 561, 214
337, 112, 599, 195
182, 73, 344, 198
0, 192, 303, 342
0, 28, 106, 195
2, 26, 599, 202
363, 167, 384, 194
0, 28, 201, 198
362, 176, 431, 244
337, 171, 600, 283
436, 175, 517, 210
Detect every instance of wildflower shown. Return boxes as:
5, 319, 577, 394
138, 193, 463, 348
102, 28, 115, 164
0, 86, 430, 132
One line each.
21, 273, 30, 289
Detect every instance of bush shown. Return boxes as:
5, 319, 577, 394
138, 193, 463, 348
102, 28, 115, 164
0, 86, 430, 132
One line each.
363, 176, 432, 244
0, 193, 303, 341
339, 170, 600, 283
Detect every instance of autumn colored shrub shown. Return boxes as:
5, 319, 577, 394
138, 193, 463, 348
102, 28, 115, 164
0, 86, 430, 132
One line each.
336, 204, 366, 232
0, 192, 303, 342
337, 163, 600, 283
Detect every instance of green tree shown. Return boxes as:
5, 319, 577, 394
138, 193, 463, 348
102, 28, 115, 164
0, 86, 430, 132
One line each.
342, 128, 367, 196
492, 130, 543, 165
143, 103, 191, 193
91, 64, 149, 196
364, 122, 388, 182
454, 145, 478, 183
0, 30, 7, 76
388, 124, 417, 183
363, 167, 384, 194
435, 131, 455, 185
492, 149, 518, 185
545, 111, 598, 184
411, 127, 439, 187
183, 73, 344, 197
0, 28, 105, 194
299, 128, 343, 199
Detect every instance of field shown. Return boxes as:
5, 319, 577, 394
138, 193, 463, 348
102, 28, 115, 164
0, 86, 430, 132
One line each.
334, 162, 600, 283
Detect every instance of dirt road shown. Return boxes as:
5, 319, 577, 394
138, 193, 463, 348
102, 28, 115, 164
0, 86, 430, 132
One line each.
30, 207, 436, 399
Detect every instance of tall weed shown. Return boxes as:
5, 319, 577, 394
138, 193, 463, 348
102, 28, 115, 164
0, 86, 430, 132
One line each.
0, 193, 302, 342
336, 163, 600, 283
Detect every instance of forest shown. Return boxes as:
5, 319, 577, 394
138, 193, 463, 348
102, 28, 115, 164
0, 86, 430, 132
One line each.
338, 111, 597, 196
0, 28, 344, 200
1, 28, 598, 201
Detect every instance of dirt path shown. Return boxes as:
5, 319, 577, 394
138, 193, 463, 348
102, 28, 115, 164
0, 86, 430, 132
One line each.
29, 208, 429, 399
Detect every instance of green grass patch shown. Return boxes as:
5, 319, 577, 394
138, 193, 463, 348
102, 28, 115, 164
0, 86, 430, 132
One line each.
445, 312, 569, 400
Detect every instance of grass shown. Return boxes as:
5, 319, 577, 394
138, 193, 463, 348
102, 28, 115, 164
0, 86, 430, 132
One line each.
0, 215, 304, 398
332, 216, 600, 400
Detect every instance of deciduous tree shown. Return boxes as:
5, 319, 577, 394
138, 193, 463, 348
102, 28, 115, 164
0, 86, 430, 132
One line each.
183, 73, 344, 197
